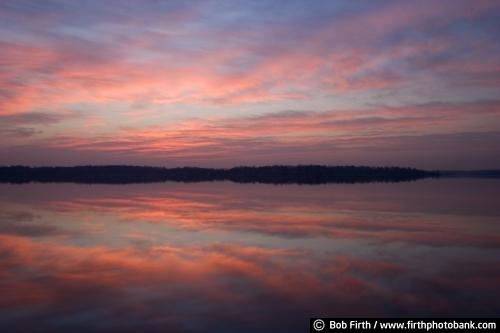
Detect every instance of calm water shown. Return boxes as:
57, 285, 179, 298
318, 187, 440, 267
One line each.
0, 179, 499, 332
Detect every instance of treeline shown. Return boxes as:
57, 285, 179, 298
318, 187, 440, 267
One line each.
438, 170, 500, 178
0, 165, 438, 184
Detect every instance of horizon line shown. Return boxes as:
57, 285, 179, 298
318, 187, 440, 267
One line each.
1, 164, 500, 172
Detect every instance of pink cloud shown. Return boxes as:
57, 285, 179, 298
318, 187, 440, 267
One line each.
1, 1, 499, 168
12, 101, 491, 166
1, 99, 499, 168
1, 0, 498, 118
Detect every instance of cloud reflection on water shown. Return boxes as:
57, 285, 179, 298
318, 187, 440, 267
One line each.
0, 180, 499, 331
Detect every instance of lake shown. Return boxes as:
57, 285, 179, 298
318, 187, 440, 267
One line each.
0, 179, 499, 332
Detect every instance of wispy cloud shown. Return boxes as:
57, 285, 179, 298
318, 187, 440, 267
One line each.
1, 100, 493, 168
0, 1, 499, 166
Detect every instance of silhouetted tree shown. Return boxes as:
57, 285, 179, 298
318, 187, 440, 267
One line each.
0, 165, 439, 184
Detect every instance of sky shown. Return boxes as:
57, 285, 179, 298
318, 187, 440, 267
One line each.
0, 0, 499, 169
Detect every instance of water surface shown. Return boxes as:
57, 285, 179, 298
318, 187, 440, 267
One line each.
0, 179, 499, 332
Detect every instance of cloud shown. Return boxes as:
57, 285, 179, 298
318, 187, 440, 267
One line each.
1, 100, 496, 168
1, 0, 499, 117
1, 112, 72, 125
0, 110, 84, 143
0, 1, 499, 168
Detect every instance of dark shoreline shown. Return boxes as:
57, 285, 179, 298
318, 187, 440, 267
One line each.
0, 165, 440, 184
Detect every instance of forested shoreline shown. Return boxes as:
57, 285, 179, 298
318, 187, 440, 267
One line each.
0, 165, 438, 184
